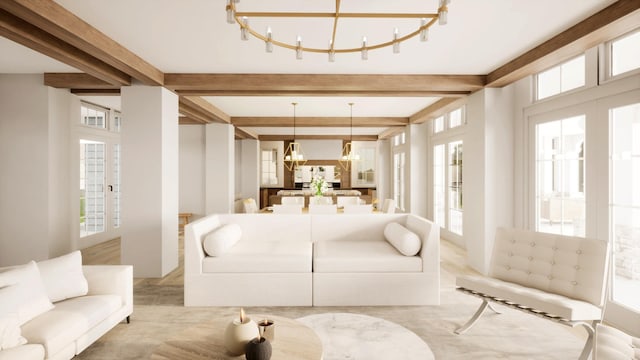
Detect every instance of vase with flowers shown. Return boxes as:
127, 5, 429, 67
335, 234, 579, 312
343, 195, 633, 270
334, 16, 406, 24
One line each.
310, 175, 328, 197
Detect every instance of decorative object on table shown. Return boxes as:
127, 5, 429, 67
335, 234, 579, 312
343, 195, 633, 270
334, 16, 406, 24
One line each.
224, 308, 259, 356
310, 175, 328, 197
244, 326, 272, 360
259, 318, 275, 342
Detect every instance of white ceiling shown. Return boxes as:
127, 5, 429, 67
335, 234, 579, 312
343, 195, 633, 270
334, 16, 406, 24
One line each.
0, 0, 618, 136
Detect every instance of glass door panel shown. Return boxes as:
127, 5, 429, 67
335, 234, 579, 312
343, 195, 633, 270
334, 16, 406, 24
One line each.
80, 140, 106, 237
610, 101, 640, 311
535, 115, 586, 236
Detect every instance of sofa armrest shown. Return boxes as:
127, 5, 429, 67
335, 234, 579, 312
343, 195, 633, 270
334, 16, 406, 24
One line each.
82, 265, 133, 309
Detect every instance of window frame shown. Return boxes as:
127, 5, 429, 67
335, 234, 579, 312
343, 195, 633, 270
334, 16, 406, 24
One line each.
534, 54, 587, 102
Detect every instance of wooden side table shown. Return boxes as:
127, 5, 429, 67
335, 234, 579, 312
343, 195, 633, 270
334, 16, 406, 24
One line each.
151, 315, 322, 359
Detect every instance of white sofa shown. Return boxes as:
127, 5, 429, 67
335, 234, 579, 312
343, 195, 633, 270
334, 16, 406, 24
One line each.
184, 213, 440, 306
0, 252, 133, 360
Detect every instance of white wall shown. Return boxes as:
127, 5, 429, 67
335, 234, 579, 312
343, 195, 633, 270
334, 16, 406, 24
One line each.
0, 74, 72, 266
121, 85, 179, 278
205, 123, 235, 214
409, 122, 429, 218
464, 87, 515, 274
376, 139, 391, 203
298, 139, 342, 159
239, 139, 260, 206
179, 125, 205, 219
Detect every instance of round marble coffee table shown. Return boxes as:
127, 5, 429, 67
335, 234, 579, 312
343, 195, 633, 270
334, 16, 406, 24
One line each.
151, 314, 323, 360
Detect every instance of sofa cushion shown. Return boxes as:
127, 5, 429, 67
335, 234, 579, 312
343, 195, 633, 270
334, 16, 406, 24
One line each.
0, 344, 45, 360
314, 240, 422, 273
384, 222, 422, 256
456, 275, 602, 321
202, 240, 311, 273
21, 294, 121, 358
36, 251, 88, 303
203, 223, 242, 256
0, 285, 27, 351
0, 262, 54, 326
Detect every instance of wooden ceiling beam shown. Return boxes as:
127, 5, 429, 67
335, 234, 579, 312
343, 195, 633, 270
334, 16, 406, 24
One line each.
409, 98, 463, 124
259, 134, 378, 141
179, 116, 207, 125
174, 90, 470, 97
235, 127, 258, 140
0, 11, 131, 85
165, 74, 486, 95
487, 0, 640, 87
378, 127, 405, 140
179, 96, 230, 124
70, 89, 121, 96
0, 0, 164, 85
44, 73, 120, 89
232, 117, 408, 127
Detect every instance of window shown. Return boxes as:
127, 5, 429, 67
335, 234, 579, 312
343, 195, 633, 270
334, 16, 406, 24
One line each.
433, 144, 446, 228
448, 141, 463, 235
112, 144, 121, 228
449, 108, 463, 129
81, 103, 107, 129
610, 101, 640, 311
433, 115, 444, 134
351, 141, 376, 187
393, 152, 405, 211
261, 149, 278, 185
433, 141, 463, 235
433, 107, 465, 134
610, 30, 640, 77
80, 140, 106, 237
113, 111, 122, 132
535, 115, 586, 236
536, 55, 585, 100
393, 132, 405, 146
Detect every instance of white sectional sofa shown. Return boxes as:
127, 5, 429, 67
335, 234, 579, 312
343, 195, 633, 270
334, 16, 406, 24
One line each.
0, 252, 133, 360
184, 213, 440, 306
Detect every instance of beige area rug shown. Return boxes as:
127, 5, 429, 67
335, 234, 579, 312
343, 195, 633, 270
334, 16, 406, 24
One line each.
297, 312, 435, 360
75, 288, 586, 360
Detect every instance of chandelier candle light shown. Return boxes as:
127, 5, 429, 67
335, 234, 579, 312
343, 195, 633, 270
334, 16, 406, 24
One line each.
283, 102, 306, 171
340, 102, 360, 171
225, 0, 451, 61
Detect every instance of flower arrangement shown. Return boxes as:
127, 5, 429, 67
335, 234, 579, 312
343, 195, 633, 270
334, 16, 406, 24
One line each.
310, 175, 329, 197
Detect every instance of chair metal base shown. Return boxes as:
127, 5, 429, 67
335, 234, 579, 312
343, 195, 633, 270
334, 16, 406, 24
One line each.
454, 287, 597, 360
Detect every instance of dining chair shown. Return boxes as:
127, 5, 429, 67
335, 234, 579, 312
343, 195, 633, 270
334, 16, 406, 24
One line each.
309, 196, 333, 206
308, 204, 338, 214
242, 198, 259, 213
381, 198, 396, 214
337, 196, 359, 207
281, 196, 305, 205
343, 204, 373, 214
272, 204, 303, 214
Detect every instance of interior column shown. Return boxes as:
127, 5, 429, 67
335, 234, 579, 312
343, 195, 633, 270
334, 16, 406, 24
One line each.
206, 123, 235, 214
121, 85, 179, 278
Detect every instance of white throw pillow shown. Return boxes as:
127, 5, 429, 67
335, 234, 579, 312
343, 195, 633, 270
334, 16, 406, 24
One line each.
384, 222, 422, 256
36, 251, 88, 303
0, 261, 54, 326
0, 285, 28, 351
203, 223, 242, 256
